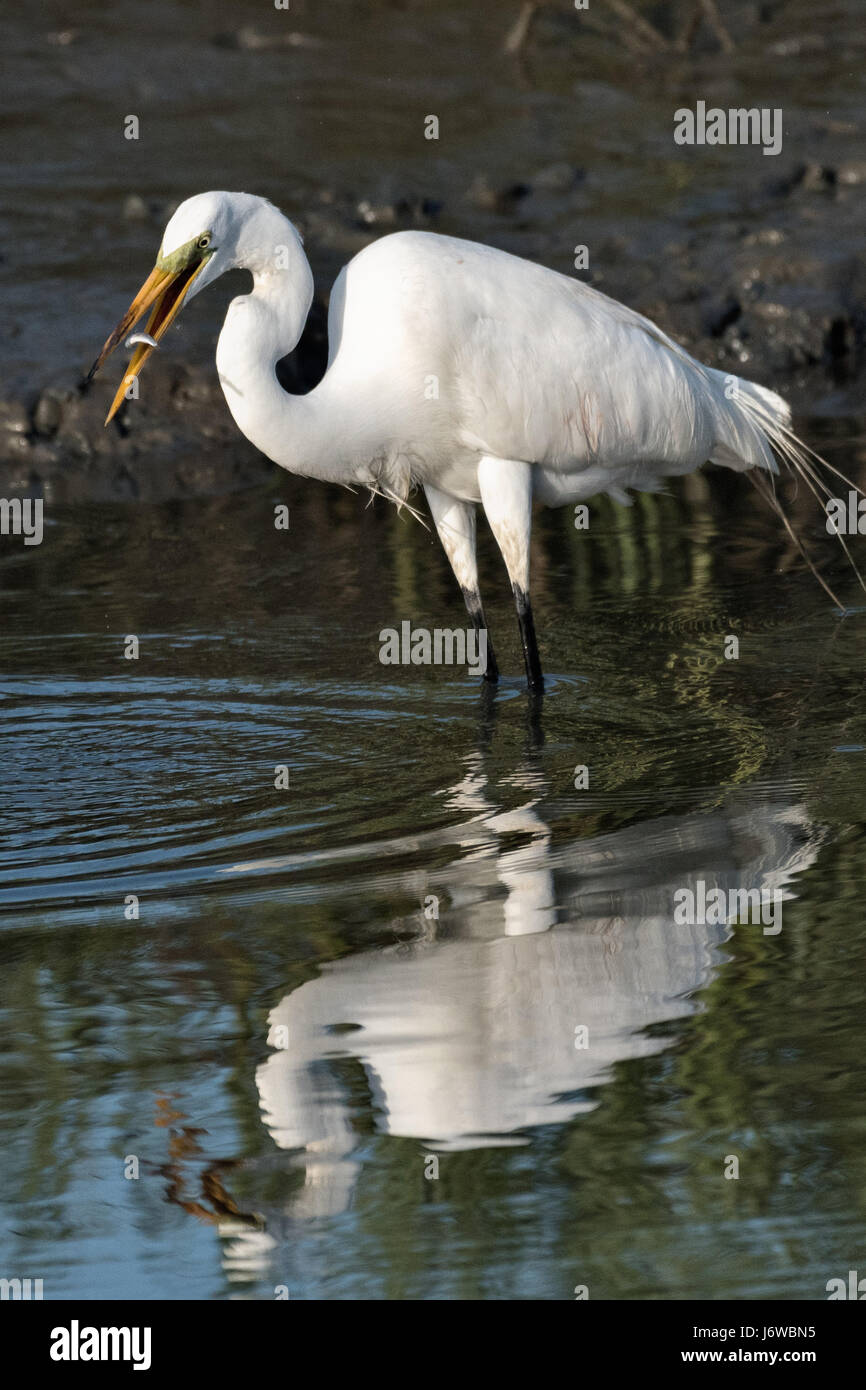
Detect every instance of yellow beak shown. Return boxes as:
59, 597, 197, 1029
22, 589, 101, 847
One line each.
88, 258, 208, 424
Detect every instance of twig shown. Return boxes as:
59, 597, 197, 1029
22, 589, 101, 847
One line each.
504, 1, 540, 55
606, 0, 670, 51
697, 0, 736, 53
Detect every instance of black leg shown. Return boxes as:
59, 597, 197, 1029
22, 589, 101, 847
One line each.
461, 586, 499, 683
513, 584, 544, 691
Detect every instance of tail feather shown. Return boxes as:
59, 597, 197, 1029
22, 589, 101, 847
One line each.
709, 378, 787, 474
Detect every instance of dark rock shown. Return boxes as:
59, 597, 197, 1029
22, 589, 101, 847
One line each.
783, 162, 837, 194
355, 196, 442, 229
33, 388, 69, 437
706, 296, 742, 337
826, 316, 856, 358
466, 176, 532, 214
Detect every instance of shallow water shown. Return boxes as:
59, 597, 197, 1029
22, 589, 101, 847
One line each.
2, 472, 865, 1299
3, 0, 866, 1303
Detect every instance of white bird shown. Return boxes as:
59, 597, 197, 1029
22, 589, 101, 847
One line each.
89, 190, 860, 688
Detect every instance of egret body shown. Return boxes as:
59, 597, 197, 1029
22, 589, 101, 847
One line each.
90, 190, 846, 688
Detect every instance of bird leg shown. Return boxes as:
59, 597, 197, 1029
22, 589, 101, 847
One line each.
477, 456, 544, 691
424, 484, 499, 683
513, 583, 544, 691
462, 585, 500, 683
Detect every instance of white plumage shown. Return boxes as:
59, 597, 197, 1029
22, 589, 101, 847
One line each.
91, 190, 854, 687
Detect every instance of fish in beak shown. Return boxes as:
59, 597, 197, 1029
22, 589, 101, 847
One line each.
87, 246, 211, 424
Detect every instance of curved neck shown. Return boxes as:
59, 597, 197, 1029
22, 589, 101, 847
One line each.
215, 239, 345, 483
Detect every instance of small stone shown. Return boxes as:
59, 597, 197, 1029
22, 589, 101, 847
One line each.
837, 162, 866, 186
466, 175, 531, 214
33, 392, 63, 437
767, 35, 825, 57
789, 162, 835, 192
751, 302, 790, 321
356, 199, 397, 228
533, 163, 584, 192
743, 227, 785, 246
0, 400, 30, 435
214, 27, 321, 51
123, 194, 149, 221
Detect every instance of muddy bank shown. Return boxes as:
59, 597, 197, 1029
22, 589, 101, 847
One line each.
2, 0, 866, 499
4, 175, 864, 503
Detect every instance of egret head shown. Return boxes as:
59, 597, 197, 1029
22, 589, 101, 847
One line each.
88, 191, 288, 423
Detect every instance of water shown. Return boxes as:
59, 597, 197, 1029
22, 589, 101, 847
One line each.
2, 475, 865, 1299
3, 0, 866, 1304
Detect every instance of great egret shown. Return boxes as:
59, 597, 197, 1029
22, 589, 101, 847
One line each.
89, 190, 859, 688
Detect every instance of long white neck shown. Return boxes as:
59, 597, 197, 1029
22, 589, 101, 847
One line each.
215, 232, 347, 484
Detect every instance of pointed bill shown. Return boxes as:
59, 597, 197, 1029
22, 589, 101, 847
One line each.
88, 257, 209, 424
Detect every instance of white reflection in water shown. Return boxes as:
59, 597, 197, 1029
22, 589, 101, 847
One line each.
222, 758, 822, 1269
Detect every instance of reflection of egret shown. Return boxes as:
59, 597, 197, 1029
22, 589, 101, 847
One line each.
216, 761, 823, 1273
89, 191, 860, 690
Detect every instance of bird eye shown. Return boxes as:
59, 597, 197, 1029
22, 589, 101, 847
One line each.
198, 235, 211, 250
